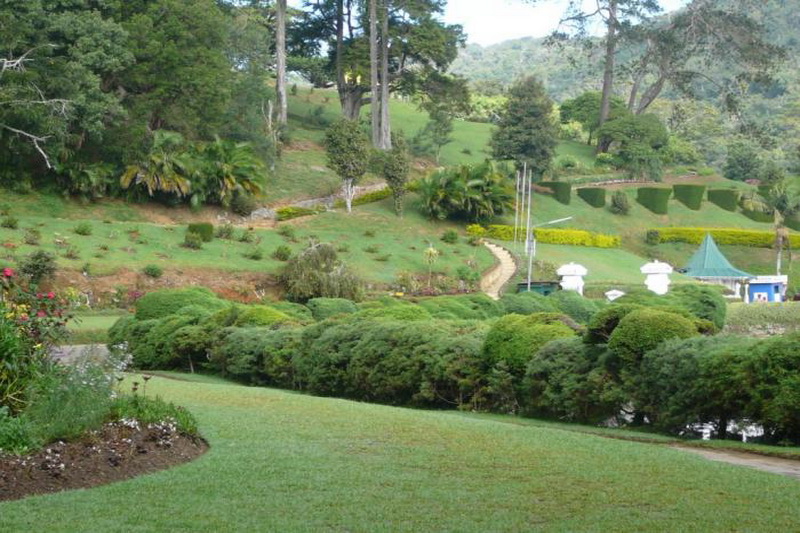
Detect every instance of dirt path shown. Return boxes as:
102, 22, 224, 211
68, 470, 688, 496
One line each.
51, 344, 109, 365
673, 446, 800, 480
480, 242, 517, 300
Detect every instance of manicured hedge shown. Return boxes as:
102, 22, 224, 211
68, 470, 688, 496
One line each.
646, 227, 800, 248
306, 297, 358, 321
741, 208, 774, 224
707, 189, 740, 211
539, 181, 571, 205
333, 187, 392, 209
134, 288, 227, 320
484, 225, 621, 248
187, 223, 214, 242
275, 206, 326, 221
672, 185, 705, 210
576, 187, 606, 208
636, 187, 672, 214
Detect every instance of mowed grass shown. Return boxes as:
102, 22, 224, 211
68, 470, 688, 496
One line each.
3, 376, 800, 531
66, 311, 129, 344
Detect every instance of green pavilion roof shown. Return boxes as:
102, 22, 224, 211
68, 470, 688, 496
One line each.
684, 233, 753, 279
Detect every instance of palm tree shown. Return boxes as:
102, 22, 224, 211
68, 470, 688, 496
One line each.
120, 131, 192, 198
199, 137, 265, 206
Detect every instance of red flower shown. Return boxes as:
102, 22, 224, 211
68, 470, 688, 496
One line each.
2, 267, 13, 278
36, 310, 46, 318
47, 292, 55, 299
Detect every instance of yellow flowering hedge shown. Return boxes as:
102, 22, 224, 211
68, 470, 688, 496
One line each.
482, 225, 621, 248
647, 227, 800, 248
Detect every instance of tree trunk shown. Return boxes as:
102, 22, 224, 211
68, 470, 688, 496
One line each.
628, 75, 642, 112
336, 0, 347, 113
369, 0, 380, 147
718, 416, 728, 440
379, 0, 392, 150
275, 0, 288, 126
635, 74, 667, 115
597, 0, 618, 153
340, 86, 367, 120
343, 178, 355, 213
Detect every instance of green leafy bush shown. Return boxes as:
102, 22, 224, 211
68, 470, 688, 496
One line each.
276, 206, 324, 221
609, 190, 630, 215
607, 308, 698, 365
230, 192, 257, 216
18, 250, 57, 284
636, 187, 671, 215
280, 242, 363, 303
500, 291, 558, 315
72, 221, 93, 236
483, 313, 577, 376
215, 223, 235, 239
741, 208, 774, 223
584, 304, 644, 344
135, 288, 226, 320
306, 297, 358, 321
242, 247, 263, 260
183, 231, 204, 249
672, 185, 705, 210
142, 264, 164, 278
707, 189, 740, 211
1, 216, 19, 229
441, 229, 459, 244
576, 187, 606, 208
418, 294, 504, 320
539, 181, 571, 205
234, 306, 295, 327
187, 223, 214, 242
272, 245, 292, 261
546, 291, 599, 324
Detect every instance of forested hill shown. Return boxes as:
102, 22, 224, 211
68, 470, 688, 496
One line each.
451, 0, 800, 102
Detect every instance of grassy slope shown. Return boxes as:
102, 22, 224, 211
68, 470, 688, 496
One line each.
3, 376, 800, 531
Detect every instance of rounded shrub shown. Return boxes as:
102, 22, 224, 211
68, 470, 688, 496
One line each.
670, 284, 727, 330
142, 264, 164, 278
607, 308, 698, 365
584, 304, 644, 345
266, 301, 314, 322
234, 305, 295, 328
355, 304, 433, 321
483, 313, 577, 376
134, 288, 226, 320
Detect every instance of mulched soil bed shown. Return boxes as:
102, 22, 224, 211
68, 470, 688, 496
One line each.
0, 420, 207, 502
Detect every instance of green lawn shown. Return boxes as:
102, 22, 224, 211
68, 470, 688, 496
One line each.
66, 311, 129, 344
3, 375, 800, 531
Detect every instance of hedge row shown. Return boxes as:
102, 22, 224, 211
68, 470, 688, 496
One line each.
706, 189, 740, 211
576, 187, 606, 208
741, 208, 774, 224
539, 181, 571, 205
636, 187, 672, 214
646, 227, 800, 248
484, 225, 621, 248
275, 205, 327, 221
333, 187, 392, 209
672, 185, 705, 210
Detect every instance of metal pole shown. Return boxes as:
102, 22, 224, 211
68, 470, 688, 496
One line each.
524, 166, 532, 256
513, 170, 520, 251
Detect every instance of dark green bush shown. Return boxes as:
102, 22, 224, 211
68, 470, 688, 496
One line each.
230, 192, 258, 216
280, 242, 363, 303
670, 284, 727, 330
636, 187, 671, 215
242, 247, 263, 260
523, 337, 622, 424
209, 327, 273, 381
483, 313, 577, 376
607, 308, 698, 365
183, 231, 204, 249
266, 301, 313, 322
584, 304, 644, 344
608, 190, 630, 215
187, 223, 214, 242
306, 297, 358, 321
272, 245, 292, 261
672, 184, 705, 210
135, 288, 226, 320
234, 305, 295, 327
576, 187, 606, 208
418, 294, 504, 320
18, 250, 57, 284
707, 189, 739, 211
142, 264, 163, 278
355, 304, 433, 321
539, 181, 571, 205
499, 291, 558, 315
0, 216, 18, 229
215, 223, 235, 239
546, 291, 599, 324
441, 229, 459, 244
741, 208, 774, 223
72, 221, 93, 236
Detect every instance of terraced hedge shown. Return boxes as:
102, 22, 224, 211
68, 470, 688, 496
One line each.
646, 227, 800, 248
576, 187, 606, 208
707, 189, 740, 211
636, 187, 672, 215
672, 185, 705, 210
539, 181, 571, 205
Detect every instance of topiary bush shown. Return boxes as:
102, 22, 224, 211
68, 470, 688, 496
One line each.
584, 303, 644, 345
134, 288, 226, 320
670, 284, 727, 330
707, 189, 740, 212
607, 308, 698, 366
306, 297, 358, 321
234, 305, 295, 328
483, 313, 577, 376
609, 190, 631, 215
672, 184, 705, 210
418, 294, 504, 320
636, 187, 671, 215
576, 187, 606, 208
539, 181, 571, 205
187, 223, 214, 242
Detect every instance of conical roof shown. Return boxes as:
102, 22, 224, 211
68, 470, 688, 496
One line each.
684, 234, 753, 279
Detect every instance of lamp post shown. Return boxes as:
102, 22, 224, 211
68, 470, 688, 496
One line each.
526, 216, 573, 290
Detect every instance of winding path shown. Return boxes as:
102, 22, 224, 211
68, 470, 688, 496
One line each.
480, 242, 517, 300
674, 446, 800, 480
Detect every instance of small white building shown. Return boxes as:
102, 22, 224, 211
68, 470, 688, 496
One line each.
641, 260, 673, 295
557, 262, 588, 295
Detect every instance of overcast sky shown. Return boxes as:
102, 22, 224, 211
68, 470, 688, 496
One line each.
289, 0, 691, 47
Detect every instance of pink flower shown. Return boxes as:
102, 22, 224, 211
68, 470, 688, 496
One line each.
36, 310, 46, 318
2, 267, 13, 278
47, 292, 55, 299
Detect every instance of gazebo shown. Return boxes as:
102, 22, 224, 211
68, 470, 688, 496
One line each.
683, 234, 753, 299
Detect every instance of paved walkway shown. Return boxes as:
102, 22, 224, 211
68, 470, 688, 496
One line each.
480, 242, 517, 300
674, 446, 800, 480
